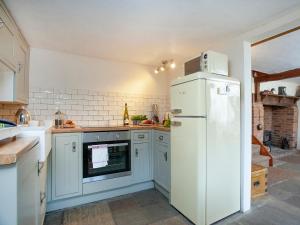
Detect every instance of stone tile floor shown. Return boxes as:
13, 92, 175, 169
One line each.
45, 151, 300, 225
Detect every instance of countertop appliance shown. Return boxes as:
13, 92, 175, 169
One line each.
184, 50, 228, 76
170, 72, 240, 225
15, 106, 31, 125
19, 125, 52, 225
83, 131, 131, 183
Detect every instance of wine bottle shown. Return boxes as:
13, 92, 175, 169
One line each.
123, 103, 129, 126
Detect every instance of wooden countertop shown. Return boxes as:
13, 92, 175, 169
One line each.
0, 137, 39, 165
52, 125, 170, 133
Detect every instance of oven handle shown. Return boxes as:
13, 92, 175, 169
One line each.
87, 143, 129, 149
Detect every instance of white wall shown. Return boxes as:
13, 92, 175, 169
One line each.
29, 48, 169, 95
212, 40, 252, 212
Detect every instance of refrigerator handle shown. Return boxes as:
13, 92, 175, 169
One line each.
171, 121, 182, 126
171, 109, 182, 114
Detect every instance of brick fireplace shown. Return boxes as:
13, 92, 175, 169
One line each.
252, 94, 299, 149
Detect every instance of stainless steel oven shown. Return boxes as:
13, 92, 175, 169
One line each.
82, 131, 131, 183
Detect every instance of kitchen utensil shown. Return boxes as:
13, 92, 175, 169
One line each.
54, 109, 64, 128
15, 106, 31, 125
152, 104, 159, 123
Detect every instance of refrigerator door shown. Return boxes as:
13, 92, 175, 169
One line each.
171, 79, 206, 117
206, 80, 240, 224
170, 117, 206, 225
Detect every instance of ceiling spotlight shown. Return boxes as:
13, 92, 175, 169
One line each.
160, 66, 165, 71
154, 68, 159, 74
170, 61, 176, 69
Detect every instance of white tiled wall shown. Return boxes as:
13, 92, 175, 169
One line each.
28, 88, 170, 126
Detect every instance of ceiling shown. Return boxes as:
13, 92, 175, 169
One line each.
252, 29, 300, 83
4, 0, 300, 66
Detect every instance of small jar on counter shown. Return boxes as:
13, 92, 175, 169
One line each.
54, 109, 64, 128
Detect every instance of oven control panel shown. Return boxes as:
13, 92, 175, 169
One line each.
83, 131, 130, 143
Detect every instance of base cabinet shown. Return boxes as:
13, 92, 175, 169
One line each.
0, 143, 39, 225
131, 131, 153, 183
133, 142, 152, 182
153, 131, 170, 192
52, 133, 82, 200
46, 129, 170, 212
18, 144, 40, 225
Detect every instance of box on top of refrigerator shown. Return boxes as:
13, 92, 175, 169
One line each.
184, 51, 228, 76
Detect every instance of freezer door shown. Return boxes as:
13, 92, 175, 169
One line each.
170, 117, 206, 225
206, 80, 240, 224
171, 79, 206, 117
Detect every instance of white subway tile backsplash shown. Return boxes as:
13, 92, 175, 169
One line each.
28, 87, 170, 126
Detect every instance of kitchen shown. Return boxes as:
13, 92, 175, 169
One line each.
1, 1, 300, 225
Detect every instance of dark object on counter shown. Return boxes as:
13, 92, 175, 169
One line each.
281, 137, 289, 149
54, 109, 64, 128
123, 103, 129, 126
278, 86, 287, 96
0, 119, 17, 128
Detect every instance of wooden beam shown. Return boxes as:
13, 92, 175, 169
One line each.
252, 26, 300, 47
252, 71, 261, 102
253, 68, 300, 83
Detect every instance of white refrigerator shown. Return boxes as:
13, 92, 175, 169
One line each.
170, 72, 240, 225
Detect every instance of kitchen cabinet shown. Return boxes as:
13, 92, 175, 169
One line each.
153, 131, 170, 192
131, 130, 153, 183
0, 2, 29, 103
0, 142, 39, 225
52, 133, 83, 200
0, 15, 14, 67
14, 42, 29, 103
17, 143, 40, 225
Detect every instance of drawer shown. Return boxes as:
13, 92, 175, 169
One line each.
154, 132, 169, 144
133, 132, 149, 141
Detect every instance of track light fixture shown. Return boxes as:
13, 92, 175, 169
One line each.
154, 59, 176, 74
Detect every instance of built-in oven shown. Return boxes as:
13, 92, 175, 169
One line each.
82, 130, 131, 183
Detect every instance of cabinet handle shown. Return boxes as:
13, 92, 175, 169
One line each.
18, 63, 22, 73
253, 181, 260, 187
159, 135, 163, 141
164, 152, 168, 161
135, 149, 138, 157
138, 134, 145, 139
40, 192, 46, 204
171, 121, 182, 126
72, 142, 76, 152
38, 161, 45, 176
171, 109, 182, 114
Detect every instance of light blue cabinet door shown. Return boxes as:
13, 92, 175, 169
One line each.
17, 143, 39, 225
52, 133, 82, 200
154, 142, 170, 191
133, 142, 152, 183
153, 131, 170, 192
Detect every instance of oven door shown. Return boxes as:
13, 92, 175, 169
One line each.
83, 140, 131, 183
